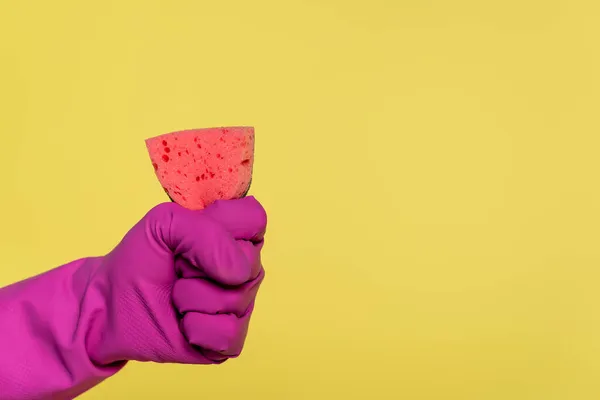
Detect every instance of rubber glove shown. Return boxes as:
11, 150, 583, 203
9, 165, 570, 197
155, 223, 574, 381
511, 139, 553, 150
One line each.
0, 197, 267, 400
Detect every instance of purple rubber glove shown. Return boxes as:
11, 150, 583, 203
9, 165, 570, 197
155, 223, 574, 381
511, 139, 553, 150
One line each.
0, 197, 267, 400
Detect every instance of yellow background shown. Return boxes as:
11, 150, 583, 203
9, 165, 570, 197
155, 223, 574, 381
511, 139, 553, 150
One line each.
1, 0, 600, 399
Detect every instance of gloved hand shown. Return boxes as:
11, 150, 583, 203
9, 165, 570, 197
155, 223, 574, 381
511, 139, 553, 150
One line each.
0, 197, 267, 400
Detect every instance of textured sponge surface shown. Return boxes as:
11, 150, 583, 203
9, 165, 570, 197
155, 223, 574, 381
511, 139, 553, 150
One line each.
146, 126, 254, 210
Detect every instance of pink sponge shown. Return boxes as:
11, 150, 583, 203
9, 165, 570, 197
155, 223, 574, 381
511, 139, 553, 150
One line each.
145, 126, 254, 210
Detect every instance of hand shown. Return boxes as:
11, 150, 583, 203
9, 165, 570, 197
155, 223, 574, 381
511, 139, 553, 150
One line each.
85, 196, 267, 365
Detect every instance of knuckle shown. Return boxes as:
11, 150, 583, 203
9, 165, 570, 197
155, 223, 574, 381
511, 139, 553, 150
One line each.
255, 266, 266, 283
146, 202, 179, 221
223, 292, 242, 312
248, 197, 268, 227
221, 316, 246, 354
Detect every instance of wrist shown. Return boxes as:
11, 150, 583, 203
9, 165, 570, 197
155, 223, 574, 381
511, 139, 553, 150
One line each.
0, 257, 124, 399
81, 257, 128, 369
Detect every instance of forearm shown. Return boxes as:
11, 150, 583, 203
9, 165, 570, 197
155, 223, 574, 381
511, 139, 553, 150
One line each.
0, 258, 125, 400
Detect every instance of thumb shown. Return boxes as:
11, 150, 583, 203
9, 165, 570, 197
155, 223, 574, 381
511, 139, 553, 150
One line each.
148, 203, 252, 286
202, 196, 267, 242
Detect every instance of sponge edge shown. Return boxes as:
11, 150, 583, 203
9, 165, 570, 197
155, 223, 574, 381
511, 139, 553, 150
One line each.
146, 126, 255, 210
164, 177, 252, 204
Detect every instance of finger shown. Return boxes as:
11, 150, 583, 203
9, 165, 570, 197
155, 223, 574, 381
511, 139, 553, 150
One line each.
175, 240, 263, 281
175, 255, 204, 279
180, 306, 255, 357
148, 203, 252, 286
173, 269, 264, 317
203, 196, 267, 242
237, 240, 263, 280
